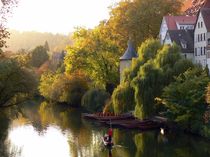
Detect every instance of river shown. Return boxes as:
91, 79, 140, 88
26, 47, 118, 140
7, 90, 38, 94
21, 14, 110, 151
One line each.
0, 100, 210, 157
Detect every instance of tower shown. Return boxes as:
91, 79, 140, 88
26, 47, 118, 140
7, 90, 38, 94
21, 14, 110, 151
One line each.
120, 40, 138, 82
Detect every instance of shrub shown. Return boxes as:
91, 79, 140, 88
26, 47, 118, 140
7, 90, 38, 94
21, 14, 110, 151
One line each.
82, 88, 110, 112
39, 72, 89, 106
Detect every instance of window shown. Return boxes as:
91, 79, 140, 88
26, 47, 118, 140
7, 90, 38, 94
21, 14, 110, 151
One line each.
195, 48, 197, 56
201, 22, 203, 28
182, 43, 187, 49
198, 47, 200, 56
201, 34, 203, 41
201, 47, 203, 55
204, 47, 206, 55
198, 34, 200, 42
204, 33, 206, 40
198, 22, 200, 28
208, 39, 210, 45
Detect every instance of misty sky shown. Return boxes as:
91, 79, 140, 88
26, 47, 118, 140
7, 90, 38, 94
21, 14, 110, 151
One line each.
7, 0, 120, 34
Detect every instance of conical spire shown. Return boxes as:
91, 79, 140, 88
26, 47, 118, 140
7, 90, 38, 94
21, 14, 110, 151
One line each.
120, 40, 138, 60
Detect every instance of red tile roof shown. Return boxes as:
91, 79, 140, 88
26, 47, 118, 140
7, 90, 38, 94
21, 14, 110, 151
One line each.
164, 16, 197, 30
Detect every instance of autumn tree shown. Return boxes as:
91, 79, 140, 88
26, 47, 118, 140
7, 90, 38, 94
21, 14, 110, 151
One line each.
65, 24, 120, 91
0, 0, 18, 49
107, 0, 183, 49
39, 71, 89, 106
30, 45, 49, 67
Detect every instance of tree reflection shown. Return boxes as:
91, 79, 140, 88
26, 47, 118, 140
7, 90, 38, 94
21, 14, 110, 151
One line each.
4, 100, 210, 157
134, 132, 158, 157
0, 110, 22, 157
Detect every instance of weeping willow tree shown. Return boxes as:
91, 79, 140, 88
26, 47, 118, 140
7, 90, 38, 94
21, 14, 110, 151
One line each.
112, 39, 161, 114
112, 81, 135, 114
112, 39, 195, 119
133, 43, 195, 119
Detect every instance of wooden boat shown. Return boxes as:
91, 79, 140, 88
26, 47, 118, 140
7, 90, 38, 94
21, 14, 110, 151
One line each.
82, 112, 160, 130
103, 119, 160, 130
82, 112, 134, 121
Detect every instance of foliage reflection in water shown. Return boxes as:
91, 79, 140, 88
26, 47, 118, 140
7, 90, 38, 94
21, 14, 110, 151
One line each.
0, 100, 210, 157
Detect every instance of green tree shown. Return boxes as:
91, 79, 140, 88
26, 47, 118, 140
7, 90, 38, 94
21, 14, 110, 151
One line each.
44, 40, 50, 51
207, 83, 210, 104
112, 39, 195, 119
65, 25, 120, 90
0, 57, 37, 107
39, 72, 89, 106
82, 88, 110, 112
112, 82, 135, 114
160, 68, 210, 132
30, 45, 49, 67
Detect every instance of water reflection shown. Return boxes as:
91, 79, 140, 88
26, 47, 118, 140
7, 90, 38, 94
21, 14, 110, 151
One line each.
0, 100, 210, 157
9, 126, 70, 157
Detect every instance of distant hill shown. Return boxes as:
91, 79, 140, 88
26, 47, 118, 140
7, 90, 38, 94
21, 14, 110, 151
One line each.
5, 30, 73, 52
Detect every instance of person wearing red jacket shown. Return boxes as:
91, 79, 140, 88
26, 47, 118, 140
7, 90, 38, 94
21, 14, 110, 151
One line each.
108, 128, 113, 143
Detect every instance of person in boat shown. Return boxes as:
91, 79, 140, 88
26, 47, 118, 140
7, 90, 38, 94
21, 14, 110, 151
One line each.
108, 128, 113, 143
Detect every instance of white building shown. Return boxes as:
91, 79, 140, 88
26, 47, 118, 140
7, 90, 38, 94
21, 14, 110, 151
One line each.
194, 0, 210, 68
163, 30, 194, 61
159, 16, 196, 44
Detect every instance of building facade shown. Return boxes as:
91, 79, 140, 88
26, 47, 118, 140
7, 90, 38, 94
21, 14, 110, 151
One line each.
194, 9, 208, 67
163, 30, 194, 61
159, 16, 196, 44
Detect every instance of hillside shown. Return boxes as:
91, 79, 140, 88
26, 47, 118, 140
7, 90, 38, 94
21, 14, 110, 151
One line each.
5, 30, 73, 52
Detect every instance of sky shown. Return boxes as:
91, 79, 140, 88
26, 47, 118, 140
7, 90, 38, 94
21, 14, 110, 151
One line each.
7, 0, 120, 34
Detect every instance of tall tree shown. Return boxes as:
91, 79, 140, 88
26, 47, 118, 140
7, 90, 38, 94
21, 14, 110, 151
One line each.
30, 45, 49, 67
65, 23, 120, 91
0, 57, 37, 107
44, 40, 50, 52
107, 0, 183, 49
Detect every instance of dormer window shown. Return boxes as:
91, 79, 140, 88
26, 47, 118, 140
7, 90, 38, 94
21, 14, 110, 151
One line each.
182, 43, 187, 49
180, 39, 187, 49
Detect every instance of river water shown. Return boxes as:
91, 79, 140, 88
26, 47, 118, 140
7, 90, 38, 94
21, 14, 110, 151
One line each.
0, 100, 210, 157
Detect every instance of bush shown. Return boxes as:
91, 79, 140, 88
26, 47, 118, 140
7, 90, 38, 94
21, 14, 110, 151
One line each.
82, 88, 110, 112
39, 72, 89, 106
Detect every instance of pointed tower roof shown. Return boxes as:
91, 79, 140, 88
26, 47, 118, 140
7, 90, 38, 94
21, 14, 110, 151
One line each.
120, 40, 138, 61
